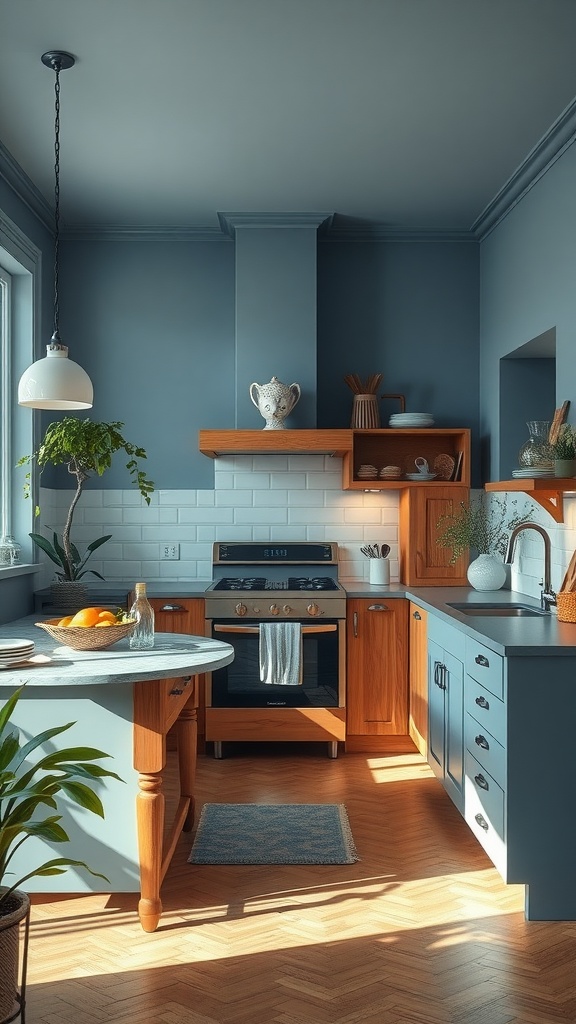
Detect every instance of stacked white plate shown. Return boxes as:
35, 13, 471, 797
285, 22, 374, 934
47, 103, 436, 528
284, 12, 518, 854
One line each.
0, 638, 35, 664
512, 467, 554, 478
389, 412, 434, 428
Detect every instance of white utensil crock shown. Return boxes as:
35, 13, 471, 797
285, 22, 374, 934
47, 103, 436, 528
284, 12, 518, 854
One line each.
369, 559, 390, 586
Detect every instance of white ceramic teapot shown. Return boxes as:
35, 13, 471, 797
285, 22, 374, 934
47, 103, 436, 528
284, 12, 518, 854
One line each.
249, 376, 301, 430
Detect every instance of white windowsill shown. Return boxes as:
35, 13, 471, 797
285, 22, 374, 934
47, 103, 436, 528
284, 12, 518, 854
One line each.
0, 563, 43, 580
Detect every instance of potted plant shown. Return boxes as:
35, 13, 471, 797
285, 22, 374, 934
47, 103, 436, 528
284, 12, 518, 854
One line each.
0, 685, 121, 1021
551, 424, 576, 477
18, 418, 154, 607
436, 493, 533, 590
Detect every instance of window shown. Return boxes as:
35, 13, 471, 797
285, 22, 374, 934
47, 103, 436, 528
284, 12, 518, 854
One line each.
0, 209, 41, 573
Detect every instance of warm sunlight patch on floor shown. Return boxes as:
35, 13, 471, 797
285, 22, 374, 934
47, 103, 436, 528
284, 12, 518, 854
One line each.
366, 752, 435, 783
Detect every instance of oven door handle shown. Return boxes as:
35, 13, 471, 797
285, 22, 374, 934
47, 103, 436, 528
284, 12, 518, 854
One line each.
212, 624, 338, 635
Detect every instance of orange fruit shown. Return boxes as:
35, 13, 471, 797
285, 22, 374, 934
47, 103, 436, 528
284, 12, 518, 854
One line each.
58, 615, 73, 627
97, 610, 117, 623
94, 620, 114, 627
69, 606, 105, 628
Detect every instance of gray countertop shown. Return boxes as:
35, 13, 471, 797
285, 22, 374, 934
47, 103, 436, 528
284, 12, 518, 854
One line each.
343, 582, 576, 657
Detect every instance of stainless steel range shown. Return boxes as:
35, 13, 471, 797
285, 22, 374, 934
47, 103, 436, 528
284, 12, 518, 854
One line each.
204, 542, 347, 758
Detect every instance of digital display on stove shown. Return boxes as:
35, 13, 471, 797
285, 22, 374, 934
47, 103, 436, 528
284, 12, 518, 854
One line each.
215, 542, 335, 563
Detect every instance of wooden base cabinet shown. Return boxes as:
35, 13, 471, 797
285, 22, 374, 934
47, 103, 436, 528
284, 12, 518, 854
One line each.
148, 598, 207, 750
427, 616, 465, 814
408, 602, 428, 756
346, 597, 412, 752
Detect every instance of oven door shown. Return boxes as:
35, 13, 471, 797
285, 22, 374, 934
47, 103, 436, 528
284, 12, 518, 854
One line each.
209, 619, 344, 708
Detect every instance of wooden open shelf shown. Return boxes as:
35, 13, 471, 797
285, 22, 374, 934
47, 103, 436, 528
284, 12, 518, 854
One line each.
342, 428, 471, 490
199, 429, 352, 458
485, 478, 576, 523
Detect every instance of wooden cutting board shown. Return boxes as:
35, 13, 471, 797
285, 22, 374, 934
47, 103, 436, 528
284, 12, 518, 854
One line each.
560, 548, 576, 593
548, 401, 570, 446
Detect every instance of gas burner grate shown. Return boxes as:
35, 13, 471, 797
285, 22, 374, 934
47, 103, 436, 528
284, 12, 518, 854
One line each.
288, 577, 339, 591
213, 577, 267, 591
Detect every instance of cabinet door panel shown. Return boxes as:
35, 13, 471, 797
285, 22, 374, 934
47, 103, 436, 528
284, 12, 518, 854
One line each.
428, 638, 445, 777
347, 599, 408, 735
444, 650, 464, 803
399, 486, 469, 585
408, 603, 428, 755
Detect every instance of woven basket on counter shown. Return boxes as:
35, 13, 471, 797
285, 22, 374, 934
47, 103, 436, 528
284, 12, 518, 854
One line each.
35, 618, 135, 651
556, 592, 576, 623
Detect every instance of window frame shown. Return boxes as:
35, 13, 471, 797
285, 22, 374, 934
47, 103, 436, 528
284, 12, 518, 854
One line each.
0, 208, 42, 577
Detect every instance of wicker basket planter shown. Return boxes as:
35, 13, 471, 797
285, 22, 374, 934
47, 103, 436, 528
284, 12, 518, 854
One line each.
556, 591, 576, 623
0, 889, 30, 1024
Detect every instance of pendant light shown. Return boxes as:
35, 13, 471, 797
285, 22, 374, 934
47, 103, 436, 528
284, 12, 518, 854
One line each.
18, 50, 93, 409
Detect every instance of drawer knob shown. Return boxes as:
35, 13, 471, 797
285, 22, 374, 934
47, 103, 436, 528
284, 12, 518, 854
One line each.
475, 654, 490, 668
474, 773, 489, 791
475, 813, 489, 832
170, 687, 184, 695
475, 734, 489, 750
475, 695, 490, 710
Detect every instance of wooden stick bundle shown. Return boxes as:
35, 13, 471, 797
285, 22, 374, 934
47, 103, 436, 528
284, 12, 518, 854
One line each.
560, 548, 576, 593
344, 373, 383, 395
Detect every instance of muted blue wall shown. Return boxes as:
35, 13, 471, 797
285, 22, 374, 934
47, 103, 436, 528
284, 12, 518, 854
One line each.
480, 140, 576, 478
317, 238, 481, 481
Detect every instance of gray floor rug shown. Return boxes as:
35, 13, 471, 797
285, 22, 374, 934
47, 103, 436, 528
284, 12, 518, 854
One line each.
188, 803, 359, 865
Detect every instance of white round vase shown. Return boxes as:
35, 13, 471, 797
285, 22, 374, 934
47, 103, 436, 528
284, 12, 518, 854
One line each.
466, 553, 507, 591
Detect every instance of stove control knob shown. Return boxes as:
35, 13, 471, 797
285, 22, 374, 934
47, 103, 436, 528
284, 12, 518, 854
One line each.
307, 602, 322, 617
283, 605, 291, 615
269, 604, 280, 616
253, 605, 260, 614
235, 602, 248, 617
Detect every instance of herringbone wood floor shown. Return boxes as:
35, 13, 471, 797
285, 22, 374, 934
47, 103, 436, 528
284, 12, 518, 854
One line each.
26, 745, 576, 1024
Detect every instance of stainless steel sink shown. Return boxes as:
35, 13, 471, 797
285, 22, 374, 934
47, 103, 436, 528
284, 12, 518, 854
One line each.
447, 602, 547, 617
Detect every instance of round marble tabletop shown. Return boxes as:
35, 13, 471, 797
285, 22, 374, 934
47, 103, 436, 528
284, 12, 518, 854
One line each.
0, 615, 234, 686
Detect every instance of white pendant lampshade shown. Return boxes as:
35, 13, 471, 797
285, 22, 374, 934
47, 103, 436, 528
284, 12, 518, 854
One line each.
18, 51, 93, 411
18, 337, 93, 409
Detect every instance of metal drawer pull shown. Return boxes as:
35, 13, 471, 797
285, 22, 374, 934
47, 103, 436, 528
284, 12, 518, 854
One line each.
475, 695, 490, 710
475, 734, 489, 750
413, 610, 421, 620
475, 654, 490, 667
474, 773, 489, 791
475, 813, 489, 832
160, 603, 185, 612
368, 604, 388, 611
353, 611, 358, 638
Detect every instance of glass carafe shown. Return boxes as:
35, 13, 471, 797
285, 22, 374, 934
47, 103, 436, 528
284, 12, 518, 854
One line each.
518, 420, 555, 470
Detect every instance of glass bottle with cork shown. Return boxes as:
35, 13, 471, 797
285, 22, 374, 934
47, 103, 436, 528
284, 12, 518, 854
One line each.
129, 582, 155, 649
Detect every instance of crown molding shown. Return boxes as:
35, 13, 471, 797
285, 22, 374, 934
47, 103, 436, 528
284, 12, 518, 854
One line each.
0, 139, 53, 232
59, 225, 230, 242
472, 95, 576, 240
321, 221, 475, 241
217, 211, 334, 238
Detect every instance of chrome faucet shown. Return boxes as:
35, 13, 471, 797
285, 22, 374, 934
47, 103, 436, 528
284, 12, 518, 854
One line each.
505, 523, 556, 611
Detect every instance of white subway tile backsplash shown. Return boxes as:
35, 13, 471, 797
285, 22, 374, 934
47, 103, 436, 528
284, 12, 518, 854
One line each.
35, 472, 575, 596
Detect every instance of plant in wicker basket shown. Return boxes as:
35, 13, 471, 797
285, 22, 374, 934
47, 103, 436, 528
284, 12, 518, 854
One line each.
18, 418, 154, 583
0, 686, 122, 1019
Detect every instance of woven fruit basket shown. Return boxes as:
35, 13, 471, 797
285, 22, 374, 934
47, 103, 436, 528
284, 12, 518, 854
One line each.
35, 618, 136, 651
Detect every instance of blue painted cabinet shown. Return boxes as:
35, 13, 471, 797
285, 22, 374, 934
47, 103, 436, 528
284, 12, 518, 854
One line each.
427, 618, 465, 814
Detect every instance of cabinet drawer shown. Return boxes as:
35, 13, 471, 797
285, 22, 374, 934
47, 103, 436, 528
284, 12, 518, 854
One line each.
464, 751, 506, 875
464, 711, 505, 789
464, 678, 506, 747
465, 637, 503, 699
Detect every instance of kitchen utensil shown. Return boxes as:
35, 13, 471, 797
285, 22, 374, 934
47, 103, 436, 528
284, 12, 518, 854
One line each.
560, 549, 576, 592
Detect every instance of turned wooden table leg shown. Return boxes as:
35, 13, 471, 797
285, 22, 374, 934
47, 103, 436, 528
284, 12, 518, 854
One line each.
176, 695, 198, 831
136, 770, 164, 932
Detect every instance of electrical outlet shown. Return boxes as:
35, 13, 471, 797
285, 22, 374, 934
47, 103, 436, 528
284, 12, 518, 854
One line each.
161, 543, 180, 560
